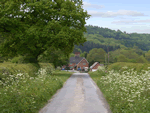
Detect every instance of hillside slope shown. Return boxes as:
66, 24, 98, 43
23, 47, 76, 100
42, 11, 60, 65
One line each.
75, 25, 150, 53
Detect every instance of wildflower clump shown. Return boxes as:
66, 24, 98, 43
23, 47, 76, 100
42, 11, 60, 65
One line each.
92, 66, 150, 113
97, 66, 107, 76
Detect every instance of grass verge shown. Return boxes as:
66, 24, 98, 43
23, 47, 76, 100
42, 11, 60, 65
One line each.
0, 64, 73, 113
90, 65, 150, 113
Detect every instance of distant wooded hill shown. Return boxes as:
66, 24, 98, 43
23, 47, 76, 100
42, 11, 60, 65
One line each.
75, 25, 150, 53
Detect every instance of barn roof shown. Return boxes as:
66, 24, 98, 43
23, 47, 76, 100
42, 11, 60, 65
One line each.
69, 56, 84, 64
90, 62, 99, 69
90, 62, 104, 69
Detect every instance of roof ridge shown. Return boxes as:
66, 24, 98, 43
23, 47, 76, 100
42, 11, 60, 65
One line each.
90, 62, 99, 69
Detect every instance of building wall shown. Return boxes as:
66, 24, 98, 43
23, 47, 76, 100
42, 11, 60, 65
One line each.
77, 59, 89, 70
92, 63, 100, 69
69, 63, 76, 69
90, 63, 100, 71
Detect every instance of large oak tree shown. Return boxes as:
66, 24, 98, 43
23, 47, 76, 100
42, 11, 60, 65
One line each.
0, 0, 90, 63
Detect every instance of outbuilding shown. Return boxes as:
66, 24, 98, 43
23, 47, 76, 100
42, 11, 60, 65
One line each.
90, 62, 104, 72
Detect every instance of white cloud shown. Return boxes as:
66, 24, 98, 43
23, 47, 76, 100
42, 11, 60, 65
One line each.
83, 1, 104, 9
112, 19, 150, 24
88, 10, 147, 17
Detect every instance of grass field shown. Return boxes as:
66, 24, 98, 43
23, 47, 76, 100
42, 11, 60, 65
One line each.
90, 62, 150, 113
0, 63, 73, 113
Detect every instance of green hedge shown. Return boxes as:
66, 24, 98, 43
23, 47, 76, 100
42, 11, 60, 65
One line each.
108, 62, 150, 73
0, 62, 54, 80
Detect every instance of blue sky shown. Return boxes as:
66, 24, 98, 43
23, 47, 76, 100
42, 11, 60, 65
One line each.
83, 0, 150, 34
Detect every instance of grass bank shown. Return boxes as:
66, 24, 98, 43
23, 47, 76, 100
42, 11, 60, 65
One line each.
0, 63, 73, 113
90, 64, 150, 113
108, 62, 150, 73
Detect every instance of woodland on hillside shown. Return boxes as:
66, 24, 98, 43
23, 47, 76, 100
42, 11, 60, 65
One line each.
72, 25, 150, 66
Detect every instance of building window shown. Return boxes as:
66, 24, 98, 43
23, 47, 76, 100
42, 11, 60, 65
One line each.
83, 63, 86, 65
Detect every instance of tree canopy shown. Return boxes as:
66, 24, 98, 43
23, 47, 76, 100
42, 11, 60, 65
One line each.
81, 25, 150, 51
0, 0, 90, 63
87, 48, 106, 66
38, 47, 69, 68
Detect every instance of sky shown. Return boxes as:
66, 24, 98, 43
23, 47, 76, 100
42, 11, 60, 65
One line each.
82, 0, 150, 34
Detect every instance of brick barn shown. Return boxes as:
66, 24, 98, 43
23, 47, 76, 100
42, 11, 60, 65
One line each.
90, 62, 104, 72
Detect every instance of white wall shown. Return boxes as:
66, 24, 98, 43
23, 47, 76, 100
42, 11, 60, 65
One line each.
92, 69, 97, 72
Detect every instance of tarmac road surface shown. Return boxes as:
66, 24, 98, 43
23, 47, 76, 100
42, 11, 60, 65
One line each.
39, 73, 111, 113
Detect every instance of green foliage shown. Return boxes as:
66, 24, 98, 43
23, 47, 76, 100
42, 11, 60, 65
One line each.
120, 49, 139, 59
80, 51, 88, 58
69, 53, 75, 57
127, 59, 137, 63
76, 40, 121, 53
108, 48, 141, 63
108, 62, 150, 73
0, 62, 53, 80
136, 56, 148, 63
38, 47, 69, 68
84, 25, 150, 51
87, 48, 106, 65
0, 0, 90, 62
0, 54, 5, 63
73, 47, 82, 54
117, 54, 128, 62
145, 50, 150, 62
11, 55, 25, 64
65, 64, 70, 70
